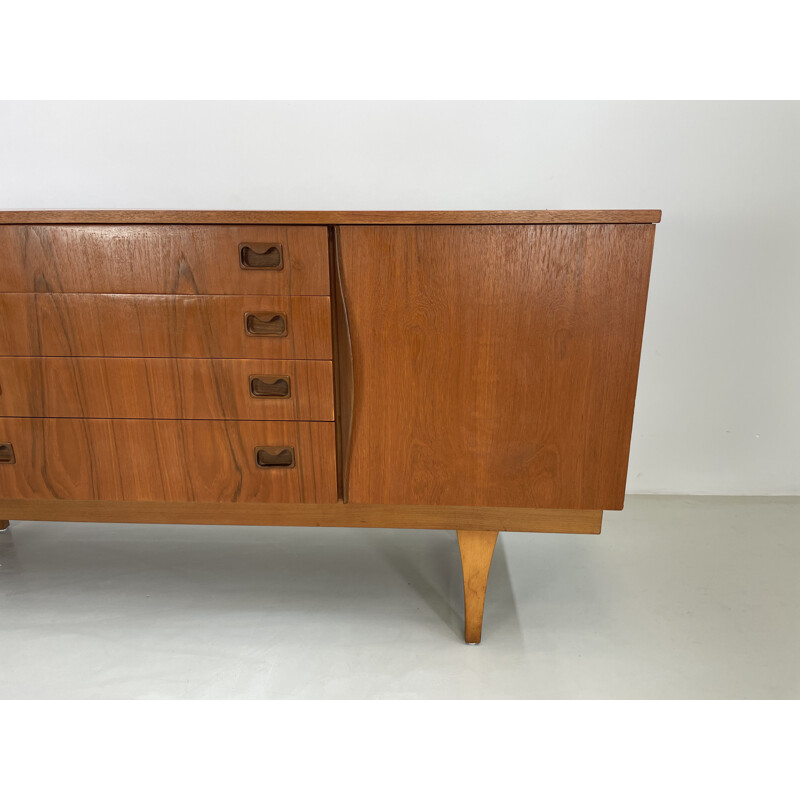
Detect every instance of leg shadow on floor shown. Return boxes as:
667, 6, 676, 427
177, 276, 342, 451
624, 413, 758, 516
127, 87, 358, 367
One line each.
0, 529, 22, 575
365, 529, 523, 644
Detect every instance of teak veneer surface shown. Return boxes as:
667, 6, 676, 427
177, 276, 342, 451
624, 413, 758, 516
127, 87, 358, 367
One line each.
339, 224, 655, 510
0, 294, 332, 359
0, 418, 337, 504
0, 498, 602, 532
0, 210, 663, 643
0, 357, 334, 421
0, 211, 662, 225
0, 225, 330, 295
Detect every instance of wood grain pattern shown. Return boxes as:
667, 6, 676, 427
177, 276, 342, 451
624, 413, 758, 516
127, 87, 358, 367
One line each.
331, 227, 354, 501
339, 224, 655, 510
0, 357, 334, 421
457, 530, 498, 644
0, 211, 662, 225
0, 225, 330, 295
0, 499, 601, 532
0, 294, 332, 359
0, 418, 337, 503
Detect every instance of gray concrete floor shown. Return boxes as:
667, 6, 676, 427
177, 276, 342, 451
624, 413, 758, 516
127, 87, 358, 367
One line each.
0, 495, 798, 699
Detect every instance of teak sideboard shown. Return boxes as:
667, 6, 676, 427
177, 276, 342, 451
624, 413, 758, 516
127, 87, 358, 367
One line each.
0, 210, 660, 643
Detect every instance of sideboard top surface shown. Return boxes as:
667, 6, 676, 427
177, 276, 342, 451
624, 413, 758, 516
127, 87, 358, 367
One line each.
0, 210, 662, 225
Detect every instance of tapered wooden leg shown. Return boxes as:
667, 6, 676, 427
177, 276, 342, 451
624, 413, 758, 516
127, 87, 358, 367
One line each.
0, 520, 9, 531
457, 529, 499, 644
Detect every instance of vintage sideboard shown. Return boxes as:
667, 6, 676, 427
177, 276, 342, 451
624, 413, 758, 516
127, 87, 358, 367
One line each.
0, 210, 659, 643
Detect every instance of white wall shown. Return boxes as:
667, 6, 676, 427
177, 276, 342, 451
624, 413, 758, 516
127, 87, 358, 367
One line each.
1, 101, 798, 495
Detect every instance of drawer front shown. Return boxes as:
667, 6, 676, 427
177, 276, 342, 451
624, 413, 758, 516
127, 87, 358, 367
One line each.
0, 225, 330, 295
0, 294, 332, 359
0, 418, 337, 503
0, 358, 334, 421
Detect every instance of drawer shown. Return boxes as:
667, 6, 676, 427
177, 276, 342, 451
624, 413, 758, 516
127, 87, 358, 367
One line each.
0, 418, 337, 504
0, 225, 330, 295
0, 294, 332, 359
0, 358, 334, 421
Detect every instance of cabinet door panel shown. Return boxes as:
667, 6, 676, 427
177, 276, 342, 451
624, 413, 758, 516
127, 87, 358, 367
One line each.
338, 224, 655, 509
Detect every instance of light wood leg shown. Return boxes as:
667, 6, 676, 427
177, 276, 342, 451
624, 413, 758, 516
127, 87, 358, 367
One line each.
457, 529, 498, 644
0, 520, 9, 531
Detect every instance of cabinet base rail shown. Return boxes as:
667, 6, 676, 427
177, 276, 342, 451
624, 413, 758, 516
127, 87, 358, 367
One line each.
0, 501, 602, 533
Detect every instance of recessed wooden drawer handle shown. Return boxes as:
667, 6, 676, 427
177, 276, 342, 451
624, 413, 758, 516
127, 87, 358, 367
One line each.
250, 375, 291, 398
245, 312, 287, 337
0, 443, 15, 464
240, 243, 283, 270
255, 446, 295, 469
